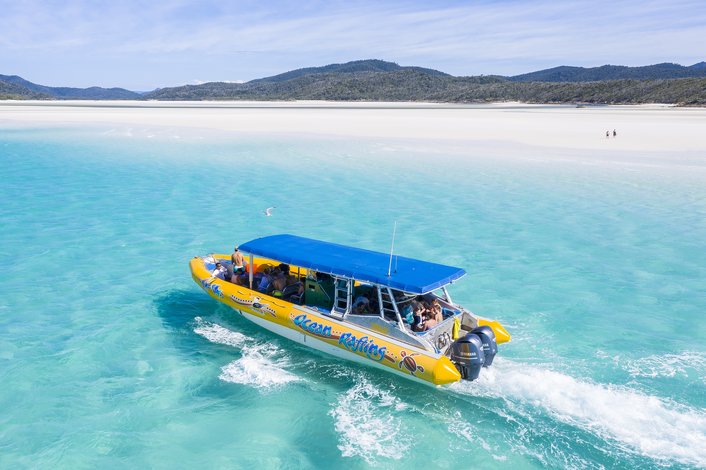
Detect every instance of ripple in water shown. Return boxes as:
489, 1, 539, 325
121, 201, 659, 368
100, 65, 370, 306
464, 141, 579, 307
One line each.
193, 317, 301, 389
329, 374, 410, 465
451, 358, 706, 468
619, 351, 706, 381
446, 410, 507, 461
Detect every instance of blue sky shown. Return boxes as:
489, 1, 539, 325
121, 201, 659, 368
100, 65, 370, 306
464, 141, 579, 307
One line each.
1, 0, 704, 90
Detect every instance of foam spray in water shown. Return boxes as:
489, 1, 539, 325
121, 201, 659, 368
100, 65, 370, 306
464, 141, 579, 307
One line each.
451, 358, 706, 467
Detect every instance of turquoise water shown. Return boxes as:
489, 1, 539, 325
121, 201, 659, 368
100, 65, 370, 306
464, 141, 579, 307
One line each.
1, 125, 705, 469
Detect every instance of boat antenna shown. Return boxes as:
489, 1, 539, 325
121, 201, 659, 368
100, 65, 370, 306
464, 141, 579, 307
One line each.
387, 221, 397, 277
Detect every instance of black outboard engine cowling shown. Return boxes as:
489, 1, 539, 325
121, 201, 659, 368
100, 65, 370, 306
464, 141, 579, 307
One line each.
470, 326, 498, 367
450, 333, 485, 381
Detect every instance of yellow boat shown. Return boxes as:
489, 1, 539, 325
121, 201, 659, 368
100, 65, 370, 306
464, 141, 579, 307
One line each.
190, 234, 510, 386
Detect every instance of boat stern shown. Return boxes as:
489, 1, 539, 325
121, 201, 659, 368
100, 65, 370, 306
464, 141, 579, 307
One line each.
432, 356, 462, 385
477, 318, 511, 344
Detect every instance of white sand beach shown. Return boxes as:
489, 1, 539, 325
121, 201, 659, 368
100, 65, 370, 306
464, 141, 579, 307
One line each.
1, 100, 705, 153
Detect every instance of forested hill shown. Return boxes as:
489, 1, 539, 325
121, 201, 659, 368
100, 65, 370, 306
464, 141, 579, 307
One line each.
0, 79, 51, 99
249, 59, 450, 84
145, 69, 706, 105
0, 74, 141, 99
510, 62, 706, 82
3, 60, 706, 105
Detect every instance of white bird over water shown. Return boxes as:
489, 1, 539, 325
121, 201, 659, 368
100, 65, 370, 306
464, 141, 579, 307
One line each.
263, 206, 276, 216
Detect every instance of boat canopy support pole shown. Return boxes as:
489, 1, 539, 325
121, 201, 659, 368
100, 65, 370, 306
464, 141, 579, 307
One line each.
442, 286, 452, 304
249, 253, 254, 289
375, 286, 385, 319
386, 287, 406, 331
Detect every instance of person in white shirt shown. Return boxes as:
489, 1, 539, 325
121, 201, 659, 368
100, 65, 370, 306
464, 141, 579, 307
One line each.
211, 262, 228, 281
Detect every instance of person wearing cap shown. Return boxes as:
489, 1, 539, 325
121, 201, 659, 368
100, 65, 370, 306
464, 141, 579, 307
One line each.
231, 246, 246, 275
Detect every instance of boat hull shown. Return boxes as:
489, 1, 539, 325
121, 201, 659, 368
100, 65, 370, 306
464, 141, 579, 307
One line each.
239, 308, 440, 385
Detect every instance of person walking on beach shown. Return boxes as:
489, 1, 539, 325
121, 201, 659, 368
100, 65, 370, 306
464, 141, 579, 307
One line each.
613, 129, 617, 137
606, 130, 610, 138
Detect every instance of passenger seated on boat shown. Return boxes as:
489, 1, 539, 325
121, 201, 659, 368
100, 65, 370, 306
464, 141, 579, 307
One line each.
351, 303, 365, 315
232, 273, 245, 285
211, 262, 228, 281
257, 267, 273, 293
278, 263, 290, 276
270, 268, 287, 296
411, 301, 426, 332
352, 299, 372, 315
412, 301, 440, 331
430, 299, 444, 324
401, 304, 414, 326
352, 293, 370, 309
425, 314, 439, 331
421, 312, 437, 331
232, 267, 253, 285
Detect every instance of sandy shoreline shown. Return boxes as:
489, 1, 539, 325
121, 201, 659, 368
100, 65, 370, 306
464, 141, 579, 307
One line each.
1, 100, 705, 152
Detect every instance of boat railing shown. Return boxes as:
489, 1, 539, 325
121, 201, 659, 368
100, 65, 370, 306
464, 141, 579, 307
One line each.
345, 313, 435, 351
416, 312, 461, 353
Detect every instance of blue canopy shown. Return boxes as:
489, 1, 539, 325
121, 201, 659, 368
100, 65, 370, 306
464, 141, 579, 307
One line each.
239, 234, 466, 294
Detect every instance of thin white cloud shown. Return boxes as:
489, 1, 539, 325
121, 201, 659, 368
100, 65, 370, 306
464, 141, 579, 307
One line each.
1, 0, 704, 87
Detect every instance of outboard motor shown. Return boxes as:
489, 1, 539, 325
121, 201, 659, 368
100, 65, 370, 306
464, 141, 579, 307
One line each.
470, 326, 498, 367
450, 333, 485, 381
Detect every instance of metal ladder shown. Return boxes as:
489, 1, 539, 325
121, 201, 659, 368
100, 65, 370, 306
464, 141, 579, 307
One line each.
378, 287, 399, 323
331, 277, 351, 319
